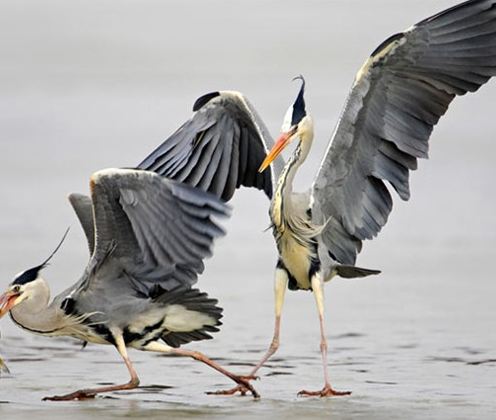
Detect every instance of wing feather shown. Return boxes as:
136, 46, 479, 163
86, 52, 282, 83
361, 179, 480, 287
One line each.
138, 91, 283, 201
68, 193, 95, 255
85, 169, 230, 291
311, 0, 496, 265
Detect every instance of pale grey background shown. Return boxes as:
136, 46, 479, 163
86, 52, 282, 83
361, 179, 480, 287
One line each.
0, 0, 495, 418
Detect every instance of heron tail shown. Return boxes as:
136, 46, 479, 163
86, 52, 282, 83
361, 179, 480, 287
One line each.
335, 264, 381, 279
153, 286, 223, 348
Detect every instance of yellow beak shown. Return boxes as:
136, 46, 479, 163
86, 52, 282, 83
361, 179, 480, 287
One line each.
258, 128, 296, 173
0, 291, 20, 318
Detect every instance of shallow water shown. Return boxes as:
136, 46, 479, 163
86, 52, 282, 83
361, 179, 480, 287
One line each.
1, 0, 496, 418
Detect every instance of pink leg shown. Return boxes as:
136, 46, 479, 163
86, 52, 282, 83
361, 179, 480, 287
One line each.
43, 335, 140, 401
208, 268, 288, 397
174, 348, 259, 398
143, 341, 259, 398
298, 274, 351, 397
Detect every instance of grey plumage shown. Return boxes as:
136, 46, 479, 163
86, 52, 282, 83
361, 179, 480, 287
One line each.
8, 169, 230, 349
68, 194, 95, 254
1, 167, 264, 399
138, 91, 284, 201
173, 0, 496, 397
311, 0, 496, 266
64, 169, 230, 339
136, 1, 496, 283
78, 169, 229, 291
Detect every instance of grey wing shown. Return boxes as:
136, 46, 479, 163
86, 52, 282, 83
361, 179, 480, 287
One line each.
68, 193, 95, 255
85, 168, 230, 292
137, 91, 284, 201
311, 0, 496, 265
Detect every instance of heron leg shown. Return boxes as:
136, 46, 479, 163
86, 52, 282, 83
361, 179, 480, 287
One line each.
144, 341, 259, 399
297, 273, 351, 398
208, 267, 288, 397
43, 334, 140, 401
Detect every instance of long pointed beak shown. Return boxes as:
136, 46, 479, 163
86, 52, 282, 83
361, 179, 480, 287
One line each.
0, 291, 19, 318
258, 129, 295, 173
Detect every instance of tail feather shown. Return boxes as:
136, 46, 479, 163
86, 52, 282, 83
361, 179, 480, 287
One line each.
335, 264, 381, 279
152, 286, 223, 348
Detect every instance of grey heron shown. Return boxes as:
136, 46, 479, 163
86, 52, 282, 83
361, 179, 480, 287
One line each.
0, 168, 259, 400
139, 0, 496, 397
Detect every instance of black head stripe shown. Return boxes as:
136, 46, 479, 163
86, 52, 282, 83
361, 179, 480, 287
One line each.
12, 265, 43, 285
193, 91, 221, 112
11, 228, 70, 286
291, 75, 306, 126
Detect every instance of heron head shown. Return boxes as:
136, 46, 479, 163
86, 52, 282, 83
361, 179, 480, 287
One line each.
0, 266, 43, 317
0, 229, 69, 318
258, 75, 310, 173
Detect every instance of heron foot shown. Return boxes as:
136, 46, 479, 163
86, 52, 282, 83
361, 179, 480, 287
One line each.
297, 384, 351, 398
206, 375, 260, 399
43, 389, 98, 401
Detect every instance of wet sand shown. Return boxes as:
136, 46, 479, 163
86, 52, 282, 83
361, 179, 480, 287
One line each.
1, 0, 496, 418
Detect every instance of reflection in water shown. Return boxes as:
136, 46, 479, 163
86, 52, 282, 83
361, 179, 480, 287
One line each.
0, 331, 9, 375
0, 356, 9, 375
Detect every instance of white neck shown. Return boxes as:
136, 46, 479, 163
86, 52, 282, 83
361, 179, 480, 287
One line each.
279, 116, 313, 199
271, 116, 314, 229
9, 279, 65, 335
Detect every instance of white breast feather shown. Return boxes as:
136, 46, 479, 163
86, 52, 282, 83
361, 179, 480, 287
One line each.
163, 305, 216, 332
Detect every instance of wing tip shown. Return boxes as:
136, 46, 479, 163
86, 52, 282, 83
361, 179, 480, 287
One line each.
192, 92, 221, 112
417, 0, 495, 26
370, 32, 405, 58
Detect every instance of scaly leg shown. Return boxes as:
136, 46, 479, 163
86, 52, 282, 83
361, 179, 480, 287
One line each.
208, 268, 289, 397
144, 341, 259, 398
298, 273, 351, 397
43, 334, 140, 401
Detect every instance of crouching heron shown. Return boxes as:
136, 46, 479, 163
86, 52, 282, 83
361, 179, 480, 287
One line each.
0, 168, 258, 400
139, 0, 496, 397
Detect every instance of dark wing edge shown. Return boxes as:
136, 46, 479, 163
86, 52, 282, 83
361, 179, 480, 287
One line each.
311, 0, 496, 265
87, 168, 231, 290
152, 286, 223, 347
137, 91, 284, 201
68, 193, 95, 255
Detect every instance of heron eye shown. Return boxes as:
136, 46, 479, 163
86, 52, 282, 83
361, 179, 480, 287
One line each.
12, 285, 21, 293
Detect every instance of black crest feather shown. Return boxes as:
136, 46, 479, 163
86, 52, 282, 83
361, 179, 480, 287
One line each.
12, 228, 70, 285
291, 75, 306, 126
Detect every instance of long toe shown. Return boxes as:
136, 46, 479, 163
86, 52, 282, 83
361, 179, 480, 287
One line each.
206, 384, 249, 396
206, 375, 260, 399
42, 390, 97, 401
297, 385, 351, 398
238, 380, 260, 399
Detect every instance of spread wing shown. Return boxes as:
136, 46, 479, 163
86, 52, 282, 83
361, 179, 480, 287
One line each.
137, 91, 284, 201
68, 193, 95, 255
76, 169, 230, 293
311, 0, 496, 265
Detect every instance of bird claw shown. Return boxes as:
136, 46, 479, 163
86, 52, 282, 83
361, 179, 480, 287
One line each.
206, 375, 260, 399
297, 385, 351, 398
206, 384, 249, 396
43, 390, 97, 401
240, 374, 259, 382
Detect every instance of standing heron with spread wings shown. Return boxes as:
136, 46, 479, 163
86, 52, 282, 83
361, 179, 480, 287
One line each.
0, 169, 259, 400
139, 0, 496, 397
